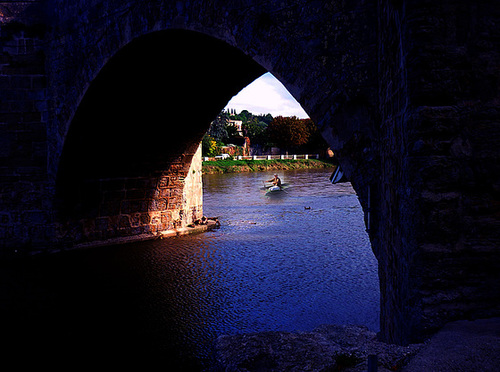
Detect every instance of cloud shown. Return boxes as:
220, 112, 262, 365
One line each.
224, 72, 309, 118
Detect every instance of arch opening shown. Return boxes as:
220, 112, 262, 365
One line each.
203, 70, 379, 333
55, 30, 265, 242
54, 27, 379, 344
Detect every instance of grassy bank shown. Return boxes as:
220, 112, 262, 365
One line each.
202, 158, 335, 174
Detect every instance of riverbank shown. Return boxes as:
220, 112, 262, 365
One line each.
215, 318, 500, 371
202, 158, 335, 174
70, 219, 220, 252
215, 324, 423, 372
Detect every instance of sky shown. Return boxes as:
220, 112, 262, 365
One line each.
224, 72, 309, 119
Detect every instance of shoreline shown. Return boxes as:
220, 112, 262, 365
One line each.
70, 219, 220, 252
202, 158, 336, 174
215, 318, 500, 371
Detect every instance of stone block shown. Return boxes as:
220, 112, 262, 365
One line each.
0, 212, 10, 224
118, 215, 130, 229
151, 214, 161, 226
0, 76, 11, 89
10, 76, 32, 90
21, 210, 46, 225
120, 200, 147, 214
159, 188, 170, 198
125, 177, 150, 189
130, 213, 141, 227
101, 179, 125, 192
103, 190, 125, 202
158, 177, 169, 189
149, 198, 166, 211
31, 75, 46, 89
140, 213, 151, 225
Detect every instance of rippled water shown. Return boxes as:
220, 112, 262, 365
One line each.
201, 170, 379, 332
1, 169, 379, 370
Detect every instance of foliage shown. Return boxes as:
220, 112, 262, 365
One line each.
207, 110, 230, 143
209, 109, 326, 153
302, 118, 328, 152
267, 116, 310, 151
242, 117, 268, 146
202, 158, 335, 174
226, 123, 239, 138
202, 134, 219, 157
259, 113, 274, 125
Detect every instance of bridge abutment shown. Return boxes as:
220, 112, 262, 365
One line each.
54, 143, 203, 248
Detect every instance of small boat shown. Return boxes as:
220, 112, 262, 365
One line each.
262, 180, 284, 192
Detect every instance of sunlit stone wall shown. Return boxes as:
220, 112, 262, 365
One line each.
181, 144, 203, 227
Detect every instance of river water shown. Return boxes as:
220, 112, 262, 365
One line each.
1, 169, 379, 370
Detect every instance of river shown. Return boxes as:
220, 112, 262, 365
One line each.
1, 169, 379, 370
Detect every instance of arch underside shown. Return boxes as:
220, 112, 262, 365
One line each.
56, 30, 265, 242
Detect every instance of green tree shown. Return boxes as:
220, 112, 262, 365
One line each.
258, 113, 274, 125
208, 110, 230, 143
202, 134, 219, 157
243, 118, 268, 146
238, 109, 251, 122
226, 123, 239, 138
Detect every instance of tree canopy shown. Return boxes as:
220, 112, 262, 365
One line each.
203, 109, 327, 157
267, 116, 317, 151
207, 110, 230, 143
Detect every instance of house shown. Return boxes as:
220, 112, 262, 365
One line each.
221, 136, 251, 156
228, 119, 243, 136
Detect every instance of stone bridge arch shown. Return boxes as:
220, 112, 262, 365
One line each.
48, 0, 379, 254
0, 0, 498, 346
54, 29, 267, 242
47, 0, 378, 183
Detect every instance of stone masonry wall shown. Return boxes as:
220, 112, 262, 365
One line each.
376, 0, 419, 344
375, 0, 500, 342
181, 144, 203, 227
55, 143, 203, 248
404, 0, 500, 337
0, 2, 206, 253
0, 3, 51, 255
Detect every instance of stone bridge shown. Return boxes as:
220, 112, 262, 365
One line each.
1, 0, 499, 345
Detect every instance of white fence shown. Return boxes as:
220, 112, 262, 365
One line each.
203, 154, 320, 161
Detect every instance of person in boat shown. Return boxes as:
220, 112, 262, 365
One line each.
267, 174, 282, 188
